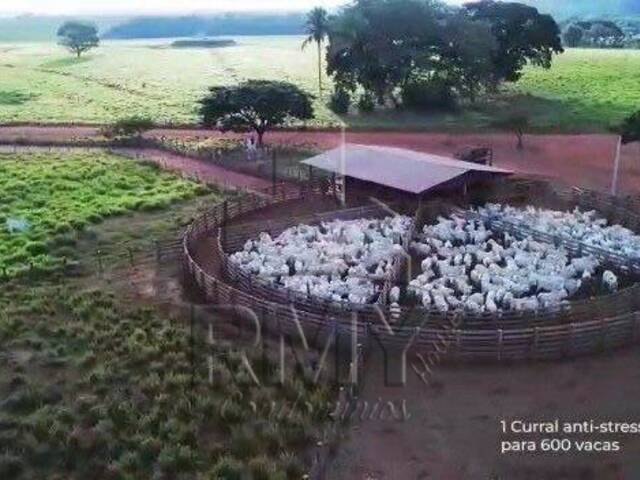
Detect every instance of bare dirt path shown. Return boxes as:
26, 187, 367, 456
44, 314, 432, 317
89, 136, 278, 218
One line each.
1, 125, 638, 196
114, 148, 273, 191
329, 348, 640, 480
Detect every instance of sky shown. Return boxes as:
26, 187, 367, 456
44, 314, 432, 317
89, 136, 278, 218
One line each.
0, 0, 464, 16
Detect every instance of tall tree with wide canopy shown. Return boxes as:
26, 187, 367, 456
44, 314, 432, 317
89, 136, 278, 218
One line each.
302, 7, 331, 96
199, 80, 314, 146
327, 0, 442, 101
326, 0, 495, 107
464, 0, 564, 83
57, 21, 100, 58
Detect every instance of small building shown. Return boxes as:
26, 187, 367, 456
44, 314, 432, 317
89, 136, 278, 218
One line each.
301, 144, 513, 205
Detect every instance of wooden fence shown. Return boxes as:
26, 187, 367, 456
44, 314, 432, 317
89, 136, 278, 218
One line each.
182, 181, 640, 361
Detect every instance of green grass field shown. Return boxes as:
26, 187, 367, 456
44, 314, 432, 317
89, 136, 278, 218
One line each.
0, 149, 334, 479
0, 150, 206, 276
1, 37, 639, 131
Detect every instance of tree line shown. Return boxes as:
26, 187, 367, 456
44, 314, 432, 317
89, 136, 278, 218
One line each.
562, 19, 634, 49
302, 0, 564, 113
52, 2, 640, 151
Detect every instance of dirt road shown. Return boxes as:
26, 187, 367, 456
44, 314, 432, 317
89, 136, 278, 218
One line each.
114, 148, 272, 191
1, 126, 638, 196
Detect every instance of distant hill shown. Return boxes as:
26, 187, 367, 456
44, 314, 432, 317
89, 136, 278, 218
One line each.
103, 13, 306, 39
0, 15, 124, 42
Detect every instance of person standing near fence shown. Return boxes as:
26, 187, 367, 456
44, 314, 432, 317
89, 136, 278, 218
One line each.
246, 134, 257, 160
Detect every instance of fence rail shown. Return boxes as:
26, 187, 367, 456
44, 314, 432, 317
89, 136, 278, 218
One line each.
182, 179, 640, 361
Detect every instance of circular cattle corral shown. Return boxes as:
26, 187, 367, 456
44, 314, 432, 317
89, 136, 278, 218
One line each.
183, 179, 640, 361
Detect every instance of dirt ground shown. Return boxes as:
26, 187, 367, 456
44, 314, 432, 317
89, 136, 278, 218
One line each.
262, 130, 639, 197
3, 125, 640, 479
114, 147, 273, 191
1, 126, 638, 196
328, 347, 640, 480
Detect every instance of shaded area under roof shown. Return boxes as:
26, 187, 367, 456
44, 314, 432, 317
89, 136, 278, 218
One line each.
302, 144, 513, 194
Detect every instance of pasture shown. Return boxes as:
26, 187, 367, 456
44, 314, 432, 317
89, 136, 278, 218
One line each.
0, 149, 335, 479
0, 38, 639, 131
0, 150, 205, 276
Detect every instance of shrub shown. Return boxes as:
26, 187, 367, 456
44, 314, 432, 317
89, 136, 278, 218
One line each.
328, 89, 350, 114
210, 456, 243, 480
0, 453, 24, 478
1, 387, 43, 414
101, 116, 155, 139
281, 415, 314, 449
356, 92, 375, 113
248, 455, 277, 480
217, 398, 246, 430
279, 452, 304, 480
401, 78, 455, 110
230, 425, 261, 459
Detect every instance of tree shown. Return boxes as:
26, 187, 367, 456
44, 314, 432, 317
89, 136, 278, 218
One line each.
57, 21, 100, 57
619, 110, 640, 145
423, 11, 497, 101
464, 1, 564, 83
493, 114, 530, 150
563, 24, 584, 47
326, 0, 495, 108
302, 7, 331, 97
199, 80, 314, 146
101, 116, 155, 139
587, 21, 625, 48
328, 89, 351, 114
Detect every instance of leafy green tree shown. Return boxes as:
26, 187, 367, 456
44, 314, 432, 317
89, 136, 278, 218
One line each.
464, 1, 564, 83
563, 24, 584, 48
424, 11, 496, 101
357, 92, 375, 113
101, 116, 155, 139
619, 110, 640, 145
57, 21, 100, 57
326, 0, 439, 102
199, 80, 314, 146
585, 21, 625, 48
493, 114, 530, 150
302, 7, 331, 97
326, 0, 496, 108
328, 89, 351, 114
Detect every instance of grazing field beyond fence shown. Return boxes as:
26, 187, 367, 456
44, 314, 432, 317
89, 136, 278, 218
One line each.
0, 150, 207, 277
0, 38, 639, 132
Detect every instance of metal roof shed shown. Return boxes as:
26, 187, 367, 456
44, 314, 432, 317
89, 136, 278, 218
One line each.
301, 144, 512, 195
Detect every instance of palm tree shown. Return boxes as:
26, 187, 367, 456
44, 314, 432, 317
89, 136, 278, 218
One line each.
302, 7, 330, 97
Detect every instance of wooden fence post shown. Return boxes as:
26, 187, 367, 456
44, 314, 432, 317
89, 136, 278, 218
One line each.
272, 150, 277, 196
600, 319, 608, 352
96, 250, 103, 275
155, 240, 162, 262
634, 312, 640, 344
567, 323, 575, 358
222, 200, 229, 251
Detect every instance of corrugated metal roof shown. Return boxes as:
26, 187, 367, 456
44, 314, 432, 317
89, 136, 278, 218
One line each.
301, 144, 513, 194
